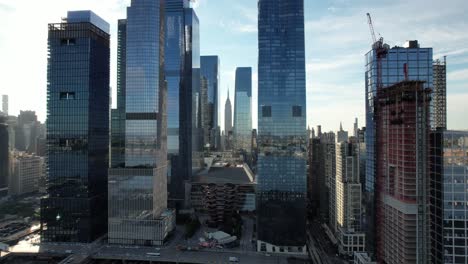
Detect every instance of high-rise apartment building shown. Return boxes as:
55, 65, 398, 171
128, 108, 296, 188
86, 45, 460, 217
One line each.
2, 95, 7, 116
9, 153, 44, 196
0, 116, 8, 196
41, 10, 110, 242
201, 56, 220, 149
108, 0, 175, 246
322, 132, 336, 229
335, 141, 365, 256
164, 0, 202, 209
257, 0, 307, 254
442, 130, 468, 264
234, 67, 252, 152
365, 40, 433, 253
375, 81, 431, 263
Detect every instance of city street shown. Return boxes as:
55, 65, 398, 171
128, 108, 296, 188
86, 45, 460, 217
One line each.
307, 221, 346, 264
6, 224, 309, 264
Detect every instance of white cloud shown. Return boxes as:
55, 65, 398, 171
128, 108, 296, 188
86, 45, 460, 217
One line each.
447, 93, 468, 130
307, 54, 361, 72
448, 69, 468, 81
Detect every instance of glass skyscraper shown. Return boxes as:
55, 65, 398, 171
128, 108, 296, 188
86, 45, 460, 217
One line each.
165, 0, 203, 209
110, 19, 127, 168
108, 0, 175, 246
41, 11, 110, 242
200, 56, 220, 149
257, 0, 307, 254
234, 67, 252, 152
364, 40, 433, 253
442, 131, 468, 264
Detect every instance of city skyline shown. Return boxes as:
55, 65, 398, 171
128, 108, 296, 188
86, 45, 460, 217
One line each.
2, 0, 468, 133
0, 1, 467, 263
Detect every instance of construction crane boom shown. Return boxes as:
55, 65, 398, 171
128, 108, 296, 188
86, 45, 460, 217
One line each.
367, 13, 377, 44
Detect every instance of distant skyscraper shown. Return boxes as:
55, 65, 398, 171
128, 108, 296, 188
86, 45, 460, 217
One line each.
201, 76, 209, 147
41, 10, 110, 242
365, 40, 433, 254
224, 90, 232, 149
5, 116, 16, 150
337, 122, 348, 143
164, 0, 202, 209
233, 67, 252, 151
353, 118, 358, 137
257, 0, 307, 254
0, 116, 8, 196
322, 132, 337, 230
442, 131, 468, 264
433, 57, 447, 130
201, 55, 220, 149
335, 141, 365, 256
375, 81, 431, 263
110, 19, 127, 169
108, 0, 175, 246
15, 111, 38, 152
2, 95, 7, 116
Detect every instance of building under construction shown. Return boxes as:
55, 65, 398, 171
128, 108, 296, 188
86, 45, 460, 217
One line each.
375, 81, 432, 264
433, 58, 447, 130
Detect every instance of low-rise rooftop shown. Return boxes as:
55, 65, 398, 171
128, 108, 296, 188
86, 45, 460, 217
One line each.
193, 165, 254, 185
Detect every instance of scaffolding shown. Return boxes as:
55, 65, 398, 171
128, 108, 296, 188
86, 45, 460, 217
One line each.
433, 57, 447, 130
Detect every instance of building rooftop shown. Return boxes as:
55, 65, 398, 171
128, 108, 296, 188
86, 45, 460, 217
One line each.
193, 165, 254, 185
67, 10, 110, 34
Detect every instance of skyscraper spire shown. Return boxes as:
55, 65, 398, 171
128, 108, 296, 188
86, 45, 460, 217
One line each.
340, 122, 343, 131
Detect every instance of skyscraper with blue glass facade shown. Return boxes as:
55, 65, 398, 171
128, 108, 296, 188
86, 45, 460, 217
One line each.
234, 67, 252, 152
257, 0, 307, 254
442, 131, 468, 264
364, 40, 433, 253
108, 0, 175, 246
165, 0, 203, 209
41, 11, 110, 242
201, 56, 220, 149
110, 19, 127, 168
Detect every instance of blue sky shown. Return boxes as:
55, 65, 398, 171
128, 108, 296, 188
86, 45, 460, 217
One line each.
0, 0, 467, 133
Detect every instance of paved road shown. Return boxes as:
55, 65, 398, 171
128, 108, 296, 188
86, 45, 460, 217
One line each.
95, 245, 295, 264
10, 236, 309, 264
307, 221, 346, 264
8, 220, 310, 264
239, 216, 255, 252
